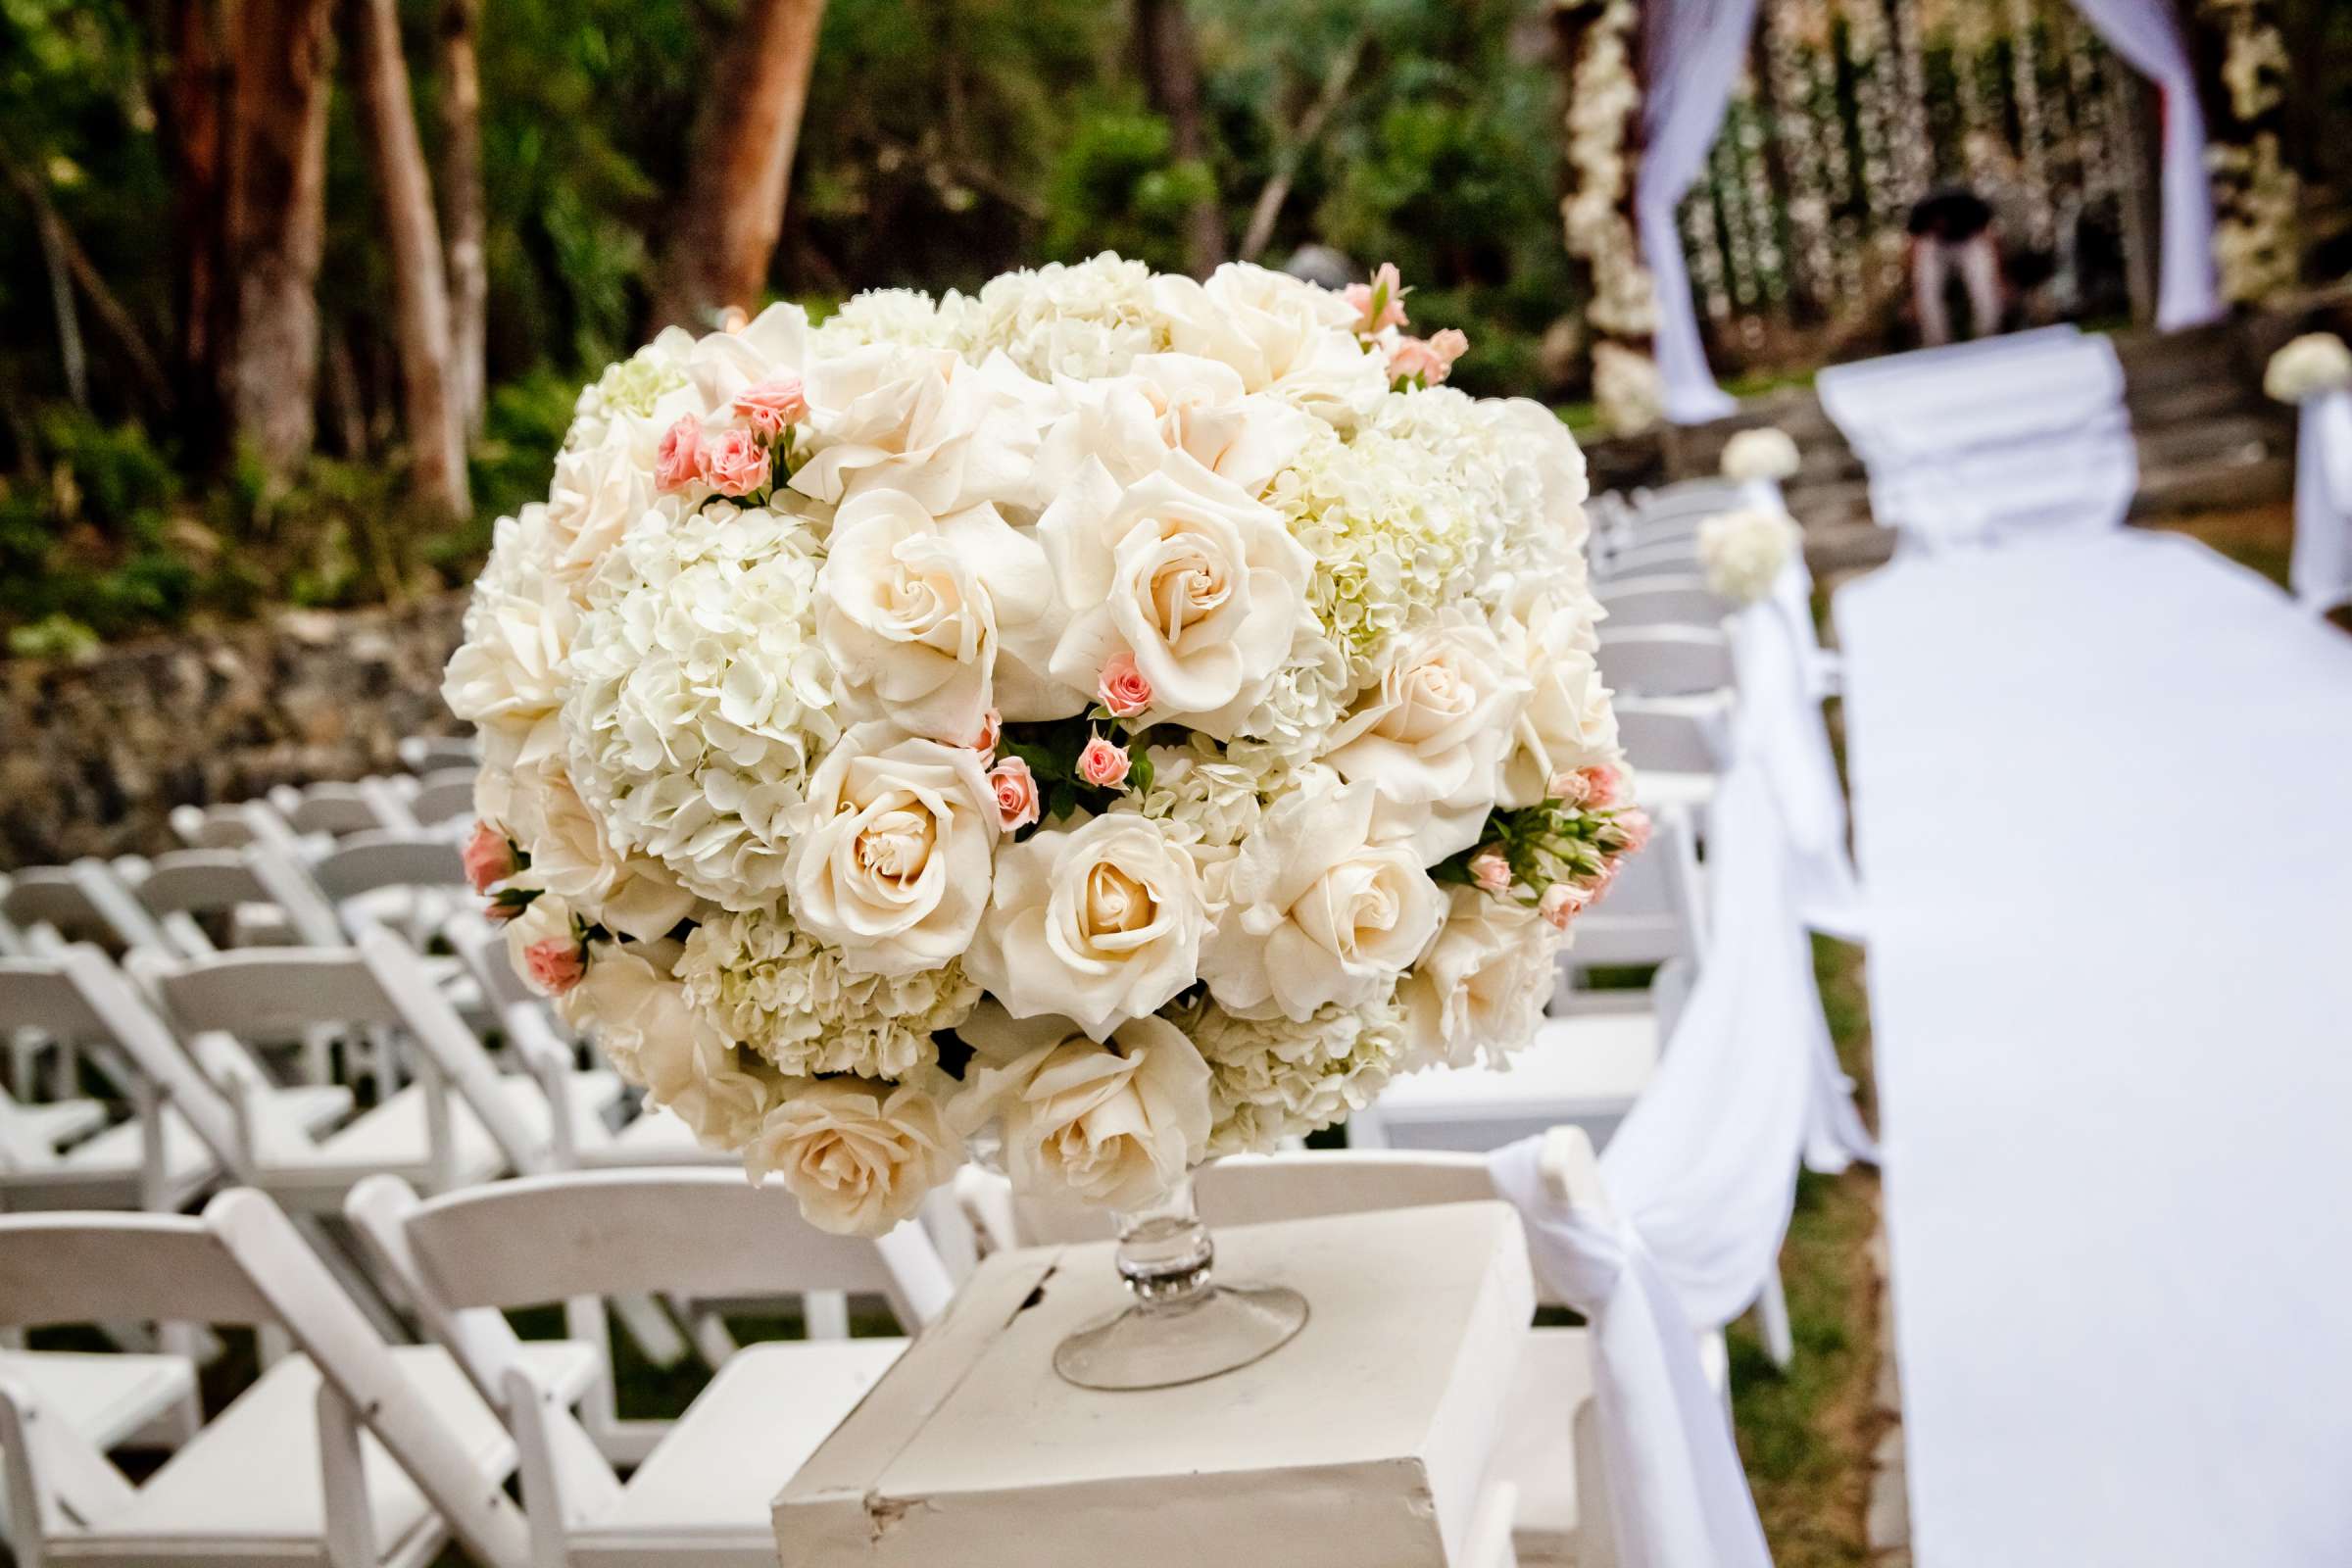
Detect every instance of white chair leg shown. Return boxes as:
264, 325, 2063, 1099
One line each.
610, 1293, 689, 1370
805, 1291, 850, 1342
1755, 1260, 1794, 1370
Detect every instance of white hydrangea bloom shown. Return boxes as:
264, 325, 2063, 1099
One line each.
677, 909, 980, 1081
1171, 989, 1410, 1157
2265, 332, 2352, 405
1266, 420, 1480, 675
565, 503, 841, 909
1696, 506, 1804, 606
811, 287, 983, 356
1120, 737, 1265, 849
565, 329, 699, 453
966, 253, 1170, 381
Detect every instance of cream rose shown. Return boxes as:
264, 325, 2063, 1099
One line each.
952, 1004, 1211, 1211
1152, 263, 1390, 425
1200, 777, 1446, 1021
1322, 623, 1526, 864
816, 490, 1065, 739
789, 345, 1052, 514
746, 1079, 959, 1237
1032, 353, 1314, 500
1396, 888, 1561, 1070
1039, 451, 1312, 734
558, 938, 777, 1149
543, 441, 656, 596
502, 762, 697, 942
965, 813, 1207, 1040
1496, 599, 1623, 809
442, 508, 575, 771
784, 722, 997, 976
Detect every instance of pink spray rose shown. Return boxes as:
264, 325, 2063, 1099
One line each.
1612, 807, 1653, 856
1097, 651, 1153, 718
1540, 882, 1592, 932
654, 416, 704, 492
1469, 847, 1512, 894
1579, 764, 1622, 808
523, 938, 586, 996
699, 426, 772, 497
1343, 263, 1410, 335
1388, 328, 1469, 386
733, 377, 808, 436
1077, 735, 1131, 789
461, 821, 516, 895
971, 708, 1002, 759
988, 757, 1041, 832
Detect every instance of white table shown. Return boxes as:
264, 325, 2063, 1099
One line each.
774, 1201, 1534, 1567
1837, 531, 2352, 1566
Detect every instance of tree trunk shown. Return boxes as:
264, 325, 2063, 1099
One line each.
154, 0, 230, 455
649, 0, 828, 331
1131, 0, 1223, 274
346, 0, 468, 517
221, 0, 333, 476
436, 0, 487, 436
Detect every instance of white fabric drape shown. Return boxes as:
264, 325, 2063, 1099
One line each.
1488, 1141, 1774, 1568
2290, 388, 2352, 612
2065, 0, 2224, 330
1638, 0, 1761, 424
1640, 0, 2222, 424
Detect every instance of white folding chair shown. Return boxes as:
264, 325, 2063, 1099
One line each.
1596, 627, 1739, 699
168, 798, 316, 858
1352, 808, 1707, 1156
131, 848, 346, 958
133, 929, 622, 1213
0, 1193, 535, 1568
350, 1168, 953, 1567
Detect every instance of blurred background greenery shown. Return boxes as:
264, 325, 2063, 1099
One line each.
3, 0, 2348, 654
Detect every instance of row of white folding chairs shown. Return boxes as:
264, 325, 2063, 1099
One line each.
170, 764, 478, 857
2, 1164, 952, 1568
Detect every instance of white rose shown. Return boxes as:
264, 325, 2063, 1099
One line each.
747, 1079, 959, 1237
1495, 600, 1622, 808
952, 1004, 1211, 1211
561, 939, 776, 1149
2265, 332, 2352, 404
1322, 623, 1526, 863
1487, 397, 1592, 540
966, 813, 1207, 1040
790, 345, 1054, 514
684, 301, 810, 411
543, 441, 656, 597
1033, 353, 1315, 500
1039, 451, 1312, 734
1200, 777, 1446, 1022
1396, 888, 1560, 1070
503, 763, 698, 942
1152, 263, 1390, 426
784, 722, 997, 977
1719, 426, 1802, 482
816, 489, 1065, 739
443, 509, 574, 770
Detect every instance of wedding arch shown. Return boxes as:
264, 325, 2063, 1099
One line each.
1625, 0, 2224, 426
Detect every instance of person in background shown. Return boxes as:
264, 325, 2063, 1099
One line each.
1906, 185, 2002, 346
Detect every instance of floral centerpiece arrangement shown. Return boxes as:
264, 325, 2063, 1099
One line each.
1697, 506, 1803, 606
447, 255, 1642, 1252
2264, 332, 2352, 406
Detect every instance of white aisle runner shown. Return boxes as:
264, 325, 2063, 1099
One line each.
1837, 531, 2352, 1566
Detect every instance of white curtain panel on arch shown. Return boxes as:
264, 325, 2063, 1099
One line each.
1639, 0, 2223, 424
441, 255, 1650, 1240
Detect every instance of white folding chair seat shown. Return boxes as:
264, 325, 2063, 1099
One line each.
570, 1339, 907, 1565
5, 1090, 110, 1151
12, 1109, 220, 1212
1597, 627, 1737, 699
603, 1103, 724, 1162
1359, 1012, 1662, 1152
275, 1071, 624, 1206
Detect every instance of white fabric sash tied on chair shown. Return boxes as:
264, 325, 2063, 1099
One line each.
2291, 388, 2352, 614
1488, 1135, 1773, 1568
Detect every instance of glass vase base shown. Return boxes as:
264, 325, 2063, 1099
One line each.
1052, 1283, 1309, 1391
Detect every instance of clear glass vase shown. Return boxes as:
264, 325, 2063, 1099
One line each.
1052, 1169, 1309, 1391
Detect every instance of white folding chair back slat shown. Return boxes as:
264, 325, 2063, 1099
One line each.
1597, 627, 1737, 699
1596, 578, 1732, 632
406, 769, 478, 828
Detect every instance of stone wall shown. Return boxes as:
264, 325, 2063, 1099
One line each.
2, 594, 470, 869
